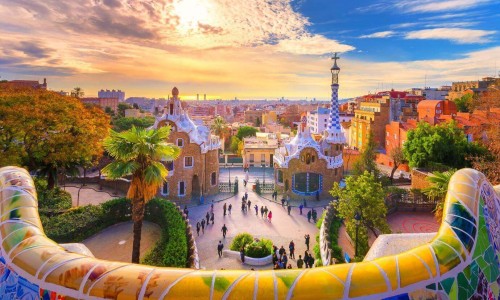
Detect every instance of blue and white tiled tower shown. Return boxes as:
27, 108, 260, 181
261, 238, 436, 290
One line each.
325, 53, 346, 144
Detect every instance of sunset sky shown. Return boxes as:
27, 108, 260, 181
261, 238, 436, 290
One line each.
1, 0, 499, 99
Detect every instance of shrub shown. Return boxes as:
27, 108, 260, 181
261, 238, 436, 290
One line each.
35, 178, 72, 210
230, 233, 254, 251
245, 238, 272, 258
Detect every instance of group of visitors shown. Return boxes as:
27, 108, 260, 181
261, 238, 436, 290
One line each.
196, 204, 215, 236
307, 209, 318, 223
272, 238, 315, 269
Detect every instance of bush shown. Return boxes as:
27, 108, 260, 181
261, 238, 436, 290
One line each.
315, 209, 344, 264
230, 233, 254, 251
245, 238, 272, 258
142, 198, 188, 267
35, 178, 72, 210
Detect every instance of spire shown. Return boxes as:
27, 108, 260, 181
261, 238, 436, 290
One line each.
326, 52, 345, 143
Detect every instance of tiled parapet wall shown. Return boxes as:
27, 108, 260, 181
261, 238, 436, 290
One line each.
0, 166, 499, 299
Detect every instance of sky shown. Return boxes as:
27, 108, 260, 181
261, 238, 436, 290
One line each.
0, 0, 499, 100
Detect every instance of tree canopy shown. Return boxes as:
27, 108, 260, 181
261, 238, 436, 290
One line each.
0, 86, 110, 188
403, 121, 486, 170
236, 126, 258, 140
352, 131, 379, 177
113, 116, 155, 132
330, 171, 390, 258
453, 94, 473, 112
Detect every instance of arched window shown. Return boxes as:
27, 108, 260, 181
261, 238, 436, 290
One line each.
306, 154, 311, 164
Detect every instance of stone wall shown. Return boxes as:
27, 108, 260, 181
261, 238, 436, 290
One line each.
411, 169, 432, 190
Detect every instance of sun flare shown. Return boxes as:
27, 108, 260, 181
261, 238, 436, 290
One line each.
174, 0, 214, 32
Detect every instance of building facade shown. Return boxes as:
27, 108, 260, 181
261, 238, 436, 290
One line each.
98, 89, 125, 102
80, 97, 118, 112
242, 133, 279, 168
417, 100, 457, 125
274, 54, 344, 200
152, 87, 221, 203
350, 99, 390, 150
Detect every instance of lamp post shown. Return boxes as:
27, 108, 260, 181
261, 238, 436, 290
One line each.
228, 163, 232, 188
262, 163, 266, 185
354, 211, 361, 257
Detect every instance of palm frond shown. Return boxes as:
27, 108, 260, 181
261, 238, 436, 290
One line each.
101, 161, 139, 179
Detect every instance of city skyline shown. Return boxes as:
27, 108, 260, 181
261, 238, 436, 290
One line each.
0, 0, 499, 99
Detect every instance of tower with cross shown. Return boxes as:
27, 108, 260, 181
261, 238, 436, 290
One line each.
325, 52, 346, 144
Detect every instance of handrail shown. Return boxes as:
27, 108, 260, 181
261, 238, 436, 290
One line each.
0, 166, 498, 299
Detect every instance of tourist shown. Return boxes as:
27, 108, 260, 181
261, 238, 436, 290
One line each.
211, 203, 214, 214
299, 203, 303, 215
307, 210, 312, 222
260, 206, 264, 218
316, 190, 319, 201
304, 251, 310, 268
273, 245, 278, 255
245, 191, 248, 200
196, 221, 200, 236
289, 240, 295, 259
279, 245, 285, 258
254, 205, 258, 215
268, 210, 273, 223
217, 241, 224, 258
206, 211, 210, 225
247, 200, 251, 211
303, 198, 307, 208
312, 209, 317, 223
297, 255, 304, 268
282, 252, 288, 267
308, 255, 315, 268
223, 203, 227, 216
221, 224, 228, 238
287, 204, 291, 215
304, 234, 310, 251
201, 219, 206, 234
241, 201, 246, 213
210, 212, 214, 225
183, 205, 189, 219
281, 197, 285, 207
243, 179, 247, 187
264, 206, 268, 218
228, 204, 232, 215
272, 253, 278, 265
240, 247, 245, 263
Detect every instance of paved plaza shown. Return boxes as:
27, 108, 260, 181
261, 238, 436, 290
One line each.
64, 176, 439, 269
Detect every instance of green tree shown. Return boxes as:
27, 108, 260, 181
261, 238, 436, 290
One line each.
71, 87, 84, 98
230, 136, 241, 154
453, 94, 473, 112
403, 121, 486, 169
104, 106, 115, 117
113, 116, 156, 132
422, 170, 455, 221
0, 87, 110, 189
330, 171, 390, 258
102, 126, 181, 263
389, 146, 405, 183
117, 103, 133, 118
236, 126, 258, 140
353, 132, 379, 177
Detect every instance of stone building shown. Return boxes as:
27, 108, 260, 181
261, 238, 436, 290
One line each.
273, 54, 344, 200
152, 87, 221, 203
350, 99, 390, 150
242, 133, 279, 168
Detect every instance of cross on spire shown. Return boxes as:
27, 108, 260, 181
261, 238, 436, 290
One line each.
331, 52, 340, 64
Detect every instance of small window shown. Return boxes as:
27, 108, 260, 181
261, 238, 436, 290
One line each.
211, 172, 216, 186
261, 154, 265, 162
165, 161, 174, 171
177, 138, 184, 147
161, 182, 169, 195
311, 155, 315, 162
179, 181, 185, 196
184, 157, 193, 168
306, 154, 311, 164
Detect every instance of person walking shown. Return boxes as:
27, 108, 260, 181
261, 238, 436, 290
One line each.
282, 252, 288, 267
206, 211, 210, 225
304, 251, 310, 268
289, 240, 295, 259
211, 203, 214, 214
307, 210, 312, 222
297, 255, 304, 268
210, 212, 214, 225
304, 234, 310, 251
244, 192, 248, 201
201, 219, 206, 234
268, 210, 273, 223
299, 204, 303, 215
228, 204, 232, 215
223, 203, 227, 216
264, 206, 268, 218
287, 204, 291, 215
308, 255, 315, 268
254, 205, 258, 215
183, 205, 189, 219
196, 221, 200, 236
240, 247, 245, 263
260, 206, 264, 218
217, 241, 224, 258
312, 209, 317, 223
281, 197, 285, 208
221, 224, 228, 238
247, 200, 251, 211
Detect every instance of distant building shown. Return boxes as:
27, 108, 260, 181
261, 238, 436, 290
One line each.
350, 98, 390, 150
242, 133, 279, 168
124, 108, 152, 118
3, 78, 47, 90
448, 77, 496, 100
99, 89, 125, 102
80, 97, 118, 112
307, 107, 329, 134
261, 111, 277, 126
152, 87, 221, 203
417, 100, 457, 125
244, 109, 264, 126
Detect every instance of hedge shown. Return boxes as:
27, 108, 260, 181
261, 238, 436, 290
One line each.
230, 233, 254, 251
40, 197, 189, 268
245, 238, 272, 258
315, 209, 344, 264
34, 178, 72, 211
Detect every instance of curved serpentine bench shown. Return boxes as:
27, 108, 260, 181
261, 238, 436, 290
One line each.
0, 166, 499, 299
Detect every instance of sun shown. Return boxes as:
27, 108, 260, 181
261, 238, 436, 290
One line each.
174, 0, 214, 32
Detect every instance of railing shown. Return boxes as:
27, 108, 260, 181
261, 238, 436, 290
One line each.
385, 192, 439, 214
218, 182, 233, 193
260, 183, 275, 193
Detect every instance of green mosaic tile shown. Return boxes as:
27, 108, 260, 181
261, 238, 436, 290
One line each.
440, 277, 455, 294
457, 273, 474, 299
426, 283, 436, 290
470, 261, 479, 288
449, 278, 458, 300
476, 255, 488, 271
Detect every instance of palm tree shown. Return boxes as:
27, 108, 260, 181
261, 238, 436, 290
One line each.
422, 170, 455, 222
71, 87, 84, 98
102, 126, 181, 263
211, 115, 227, 138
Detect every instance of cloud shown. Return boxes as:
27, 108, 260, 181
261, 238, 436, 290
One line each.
357, 0, 491, 13
405, 28, 496, 43
359, 31, 395, 38
273, 35, 354, 55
